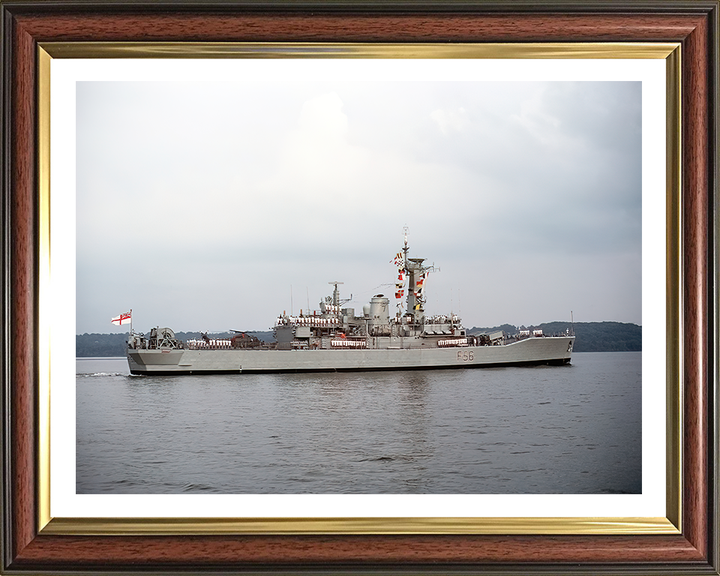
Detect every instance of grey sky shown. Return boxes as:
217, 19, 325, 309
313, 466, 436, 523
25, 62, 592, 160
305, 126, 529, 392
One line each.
76, 80, 641, 334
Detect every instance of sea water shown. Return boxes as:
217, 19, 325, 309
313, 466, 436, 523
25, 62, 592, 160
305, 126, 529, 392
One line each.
76, 352, 641, 494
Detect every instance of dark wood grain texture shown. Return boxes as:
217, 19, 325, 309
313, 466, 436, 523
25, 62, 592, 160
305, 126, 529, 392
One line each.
9, 13, 37, 563
9, 534, 709, 566
1, 2, 717, 573
681, 8, 710, 561
11, 12, 708, 42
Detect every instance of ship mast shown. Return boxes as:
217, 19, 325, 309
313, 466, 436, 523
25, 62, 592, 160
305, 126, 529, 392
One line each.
401, 229, 432, 324
328, 281, 344, 307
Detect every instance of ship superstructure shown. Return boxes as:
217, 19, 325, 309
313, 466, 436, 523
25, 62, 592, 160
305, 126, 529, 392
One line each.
126, 234, 574, 374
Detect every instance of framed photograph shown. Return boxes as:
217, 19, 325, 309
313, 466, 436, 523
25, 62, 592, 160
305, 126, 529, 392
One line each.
2, 1, 717, 573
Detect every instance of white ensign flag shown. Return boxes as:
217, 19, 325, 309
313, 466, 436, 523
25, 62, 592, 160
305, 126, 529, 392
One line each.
111, 311, 131, 326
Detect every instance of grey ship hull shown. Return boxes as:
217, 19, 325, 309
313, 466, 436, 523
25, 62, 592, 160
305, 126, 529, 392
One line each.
127, 336, 574, 375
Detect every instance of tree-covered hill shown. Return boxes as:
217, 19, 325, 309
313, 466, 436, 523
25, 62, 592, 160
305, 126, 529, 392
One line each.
467, 321, 641, 353
76, 330, 274, 358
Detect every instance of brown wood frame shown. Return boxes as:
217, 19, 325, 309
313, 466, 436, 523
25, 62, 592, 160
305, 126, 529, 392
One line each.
1, 1, 718, 573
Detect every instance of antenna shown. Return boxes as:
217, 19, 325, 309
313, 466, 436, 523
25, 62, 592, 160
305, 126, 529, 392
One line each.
328, 281, 344, 307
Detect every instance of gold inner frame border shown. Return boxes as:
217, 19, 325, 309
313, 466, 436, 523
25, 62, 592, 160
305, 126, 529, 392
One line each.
36, 41, 681, 536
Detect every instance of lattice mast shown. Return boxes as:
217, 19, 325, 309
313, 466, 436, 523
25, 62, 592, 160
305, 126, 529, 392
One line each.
395, 228, 433, 324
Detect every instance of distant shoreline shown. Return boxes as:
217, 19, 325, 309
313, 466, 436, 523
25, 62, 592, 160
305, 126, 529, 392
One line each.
76, 321, 641, 357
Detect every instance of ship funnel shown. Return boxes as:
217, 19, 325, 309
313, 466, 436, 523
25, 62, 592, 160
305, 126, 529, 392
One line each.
368, 296, 390, 336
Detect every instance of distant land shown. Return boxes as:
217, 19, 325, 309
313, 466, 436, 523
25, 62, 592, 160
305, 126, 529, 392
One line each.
76, 321, 640, 357
467, 322, 641, 353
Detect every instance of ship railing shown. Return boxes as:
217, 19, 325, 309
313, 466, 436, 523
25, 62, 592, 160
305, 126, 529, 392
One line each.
426, 314, 462, 324
276, 317, 340, 327
185, 339, 233, 350
331, 339, 368, 348
437, 338, 469, 347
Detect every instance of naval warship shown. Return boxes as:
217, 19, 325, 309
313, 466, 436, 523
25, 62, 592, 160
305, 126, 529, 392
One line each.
126, 235, 574, 374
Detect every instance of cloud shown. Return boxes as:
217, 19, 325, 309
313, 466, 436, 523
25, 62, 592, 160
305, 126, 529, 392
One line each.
297, 92, 349, 140
430, 107, 468, 134
76, 80, 643, 333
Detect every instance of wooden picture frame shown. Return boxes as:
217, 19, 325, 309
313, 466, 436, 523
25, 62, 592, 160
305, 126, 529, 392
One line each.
2, 1, 717, 573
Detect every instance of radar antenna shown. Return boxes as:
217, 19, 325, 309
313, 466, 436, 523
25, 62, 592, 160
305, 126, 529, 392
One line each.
402, 226, 409, 262
328, 281, 344, 307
